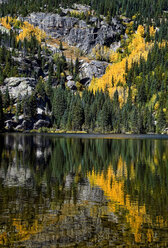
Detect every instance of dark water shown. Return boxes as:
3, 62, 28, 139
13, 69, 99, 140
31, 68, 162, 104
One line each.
0, 134, 168, 248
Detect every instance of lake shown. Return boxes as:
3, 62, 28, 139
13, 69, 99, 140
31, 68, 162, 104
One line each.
0, 133, 168, 247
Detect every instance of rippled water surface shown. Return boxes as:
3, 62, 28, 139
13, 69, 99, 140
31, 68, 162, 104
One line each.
0, 133, 168, 247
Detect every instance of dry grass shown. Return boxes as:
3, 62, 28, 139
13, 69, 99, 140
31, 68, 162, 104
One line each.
47, 38, 91, 62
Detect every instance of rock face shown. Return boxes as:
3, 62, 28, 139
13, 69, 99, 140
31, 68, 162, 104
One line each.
26, 13, 123, 54
66, 23, 122, 53
1, 77, 37, 100
15, 119, 34, 130
5, 120, 16, 130
65, 60, 109, 87
0, 0, 8, 3
80, 60, 109, 83
26, 13, 78, 38
67, 80, 76, 90
33, 119, 50, 129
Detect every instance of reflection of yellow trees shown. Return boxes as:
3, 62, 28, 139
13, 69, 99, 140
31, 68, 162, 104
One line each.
87, 156, 166, 244
0, 202, 84, 246
0, 219, 43, 245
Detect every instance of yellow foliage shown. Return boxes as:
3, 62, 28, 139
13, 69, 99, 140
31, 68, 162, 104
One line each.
137, 25, 145, 37
0, 16, 22, 30
88, 164, 148, 243
132, 15, 137, 20
0, 16, 13, 29
149, 26, 155, 37
109, 50, 121, 63
17, 21, 46, 43
0, 16, 46, 43
89, 25, 154, 104
154, 101, 159, 110
88, 158, 167, 244
92, 44, 111, 61
148, 94, 157, 108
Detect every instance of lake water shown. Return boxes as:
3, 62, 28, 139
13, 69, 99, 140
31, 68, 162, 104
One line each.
0, 133, 168, 247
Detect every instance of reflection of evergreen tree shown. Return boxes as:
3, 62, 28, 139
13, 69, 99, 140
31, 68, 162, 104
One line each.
0, 134, 168, 224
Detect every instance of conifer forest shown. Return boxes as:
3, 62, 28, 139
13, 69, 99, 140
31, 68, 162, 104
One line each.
0, 0, 167, 133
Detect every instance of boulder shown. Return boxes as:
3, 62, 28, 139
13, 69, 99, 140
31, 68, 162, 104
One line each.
1, 77, 36, 100
79, 20, 87, 28
66, 75, 73, 81
110, 41, 121, 52
73, 4, 90, 13
15, 119, 33, 130
37, 108, 44, 115
80, 60, 109, 81
5, 120, 16, 130
0, 0, 8, 3
33, 119, 50, 129
12, 56, 43, 76
89, 17, 98, 23
67, 80, 76, 90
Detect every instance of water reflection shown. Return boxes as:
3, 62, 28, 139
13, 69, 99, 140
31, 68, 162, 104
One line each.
0, 134, 168, 247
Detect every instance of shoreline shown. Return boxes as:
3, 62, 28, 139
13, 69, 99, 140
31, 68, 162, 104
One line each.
1, 131, 168, 140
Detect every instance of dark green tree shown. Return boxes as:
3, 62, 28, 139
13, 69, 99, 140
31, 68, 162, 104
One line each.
0, 91, 4, 131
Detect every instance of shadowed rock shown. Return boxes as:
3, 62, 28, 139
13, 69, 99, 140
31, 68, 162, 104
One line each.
1, 77, 37, 100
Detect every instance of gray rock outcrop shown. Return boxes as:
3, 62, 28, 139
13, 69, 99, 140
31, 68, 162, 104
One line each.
26, 13, 78, 39
67, 80, 76, 90
26, 13, 123, 54
15, 119, 34, 130
80, 60, 108, 81
5, 120, 16, 130
0, 0, 8, 3
33, 119, 50, 129
1, 77, 37, 100
66, 22, 122, 53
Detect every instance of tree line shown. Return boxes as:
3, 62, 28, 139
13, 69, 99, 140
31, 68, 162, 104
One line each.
0, 0, 168, 25
0, 39, 167, 133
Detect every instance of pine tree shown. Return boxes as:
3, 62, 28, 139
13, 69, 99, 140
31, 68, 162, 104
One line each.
156, 109, 166, 133
16, 94, 22, 118
72, 94, 84, 130
74, 57, 80, 80
0, 91, 4, 131
59, 41, 63, 50
3, 87, 10, 110
29, 93, 37, 118
52, 87, 67, 128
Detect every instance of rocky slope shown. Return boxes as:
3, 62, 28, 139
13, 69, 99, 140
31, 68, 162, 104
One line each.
0, 6, 127, 131
1, 77, 36, 99
26, 12, 123, 54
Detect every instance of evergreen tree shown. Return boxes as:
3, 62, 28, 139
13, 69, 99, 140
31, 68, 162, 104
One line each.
3, 87, 10, 109
72, 94, 84, 130
29, 93, 37, 118
52, 87, 67, 128
0, 91, 4, 131
156, 109, 166, 133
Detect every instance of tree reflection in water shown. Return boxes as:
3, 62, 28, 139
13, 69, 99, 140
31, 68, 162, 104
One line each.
0, 134, 167, 247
